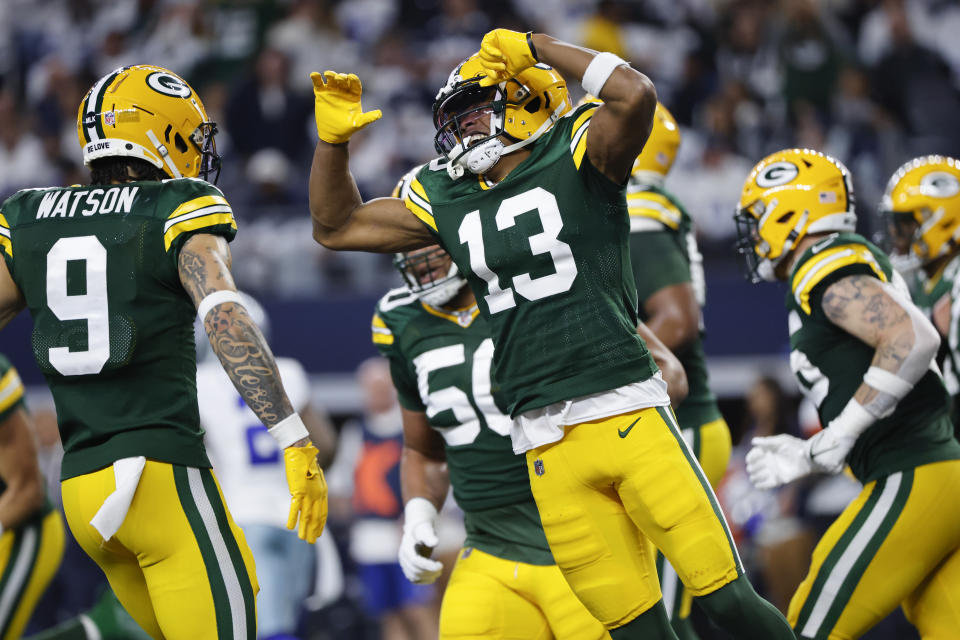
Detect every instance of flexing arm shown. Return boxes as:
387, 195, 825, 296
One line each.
638, 320, 688, 406
178, 233, 327, 542
643, 284, 701, 352
528, 34, 656, 183
0, 260, 24, 331
308, 72, 435, 252
0, 407, 45, 530
398, 407, 448, 584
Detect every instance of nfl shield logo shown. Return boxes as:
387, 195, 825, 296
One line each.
104, 111, 116, 127
534, 459, 545, 476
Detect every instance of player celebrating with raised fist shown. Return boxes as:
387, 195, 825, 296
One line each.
308, 29, 792, 640
0, 65, 327, 639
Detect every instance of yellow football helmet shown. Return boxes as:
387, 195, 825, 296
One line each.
633, 102, 680, 183
880, 155, 960, 265
433, 53, 571, 179
76, 65, 220, 182
735, 148, 856, 282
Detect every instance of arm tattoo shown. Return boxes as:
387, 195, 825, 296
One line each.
178, 236, 292, 427
822, 275, 916, 409
204, 303, 294, 426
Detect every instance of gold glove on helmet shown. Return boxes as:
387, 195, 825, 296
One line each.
880, 155, 960, 265
735, 148, 855, 282
433, 53, 571, 179
77, 65, 221, 182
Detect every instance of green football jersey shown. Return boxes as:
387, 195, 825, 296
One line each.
402, 103, 658, 416
372, 288, 554, 565
786, 232, 960, 483
0, 354, 55, 518
627, 182, 722, 428
0, 178, 237, 479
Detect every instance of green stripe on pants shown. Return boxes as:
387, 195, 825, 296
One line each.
173, 465, 232, 639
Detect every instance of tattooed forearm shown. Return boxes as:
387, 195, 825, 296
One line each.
204, 302, 293, 425
178, 234, 293, 428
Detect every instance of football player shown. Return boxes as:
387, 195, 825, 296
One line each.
377, 233, 686, 638
0, 65, 327, 640
0, 355, 65, 639
620, 101, 732, 640
735, 148, 960, 639
308, 29, 793, 640
880, 156, 960, 436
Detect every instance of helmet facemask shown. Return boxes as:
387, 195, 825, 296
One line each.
193, 122, 222, 184
434, 79, 509, 179
394, 247, 467, 307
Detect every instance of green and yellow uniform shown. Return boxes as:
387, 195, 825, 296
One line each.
401, 103, 743, 629
627, 182, 732, 629
373, 287, 608, 639
0, 356, 65, 640
784, 232, 960, 639
0, 180, 257, 640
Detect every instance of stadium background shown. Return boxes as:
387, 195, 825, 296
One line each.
1, 0, 958, 637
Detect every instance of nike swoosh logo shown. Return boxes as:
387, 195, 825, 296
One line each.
618, 416, 642, 438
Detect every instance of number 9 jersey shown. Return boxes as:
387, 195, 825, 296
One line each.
0, 178, 237, 480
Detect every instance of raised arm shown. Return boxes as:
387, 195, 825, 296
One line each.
308, 72, 435, 252
178, 233, 327, 543
477, 30, 657, 183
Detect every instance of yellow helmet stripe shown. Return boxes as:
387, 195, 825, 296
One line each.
163, 212, 237, 251
792, 245, 887, 314
0, 368, 24, 414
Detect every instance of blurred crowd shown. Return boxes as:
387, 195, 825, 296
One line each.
2, 0, 960, 295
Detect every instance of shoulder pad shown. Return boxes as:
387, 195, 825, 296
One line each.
626, 187, 682, 231
372, 288, 419, 348
791, 237, 888, 314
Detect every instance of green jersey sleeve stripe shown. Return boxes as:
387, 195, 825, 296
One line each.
163, 204, 233, 233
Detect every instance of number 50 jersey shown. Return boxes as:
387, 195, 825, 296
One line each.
0, 179, 237, 479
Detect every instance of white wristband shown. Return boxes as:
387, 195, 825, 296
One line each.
863, 366, 914, 400
197, 290, 243, 322
582, 52, 628, 98
268, 414, 309, 448
403, 497, 438, 528
828, 398, 875, 440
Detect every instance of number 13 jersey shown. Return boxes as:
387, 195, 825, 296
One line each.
0, 178, 237, 479
402, 103, 659, 417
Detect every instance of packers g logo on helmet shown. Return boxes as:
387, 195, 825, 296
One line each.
146, 72, 192, 98
881, 155, 960, 264
735, 149, 855, 282
77, 65, 221, 182
432, 54, 571, 180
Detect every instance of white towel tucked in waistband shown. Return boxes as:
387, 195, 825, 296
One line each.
89, 456, 146, 541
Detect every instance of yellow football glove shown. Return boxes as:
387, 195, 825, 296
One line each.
476, 29, 539, 87
284, 443, 328, 544
310, 71, 383, 144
